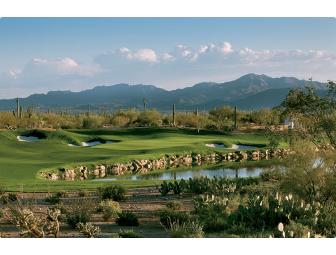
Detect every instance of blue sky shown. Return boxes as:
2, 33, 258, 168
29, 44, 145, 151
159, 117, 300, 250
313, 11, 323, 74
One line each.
1, 17, 336, 98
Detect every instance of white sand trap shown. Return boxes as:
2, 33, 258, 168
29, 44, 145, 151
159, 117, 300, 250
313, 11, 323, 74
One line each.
17, 135, 42, 142
205, 143, 226, 148
81, 141, 102, 147
231, 144, 257, 150
68, 143, 80, 147
205, 143, 258, 150
68, 141, 115, 147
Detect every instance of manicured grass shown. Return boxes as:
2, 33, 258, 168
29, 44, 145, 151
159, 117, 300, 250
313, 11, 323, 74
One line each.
0, 127, 285, 191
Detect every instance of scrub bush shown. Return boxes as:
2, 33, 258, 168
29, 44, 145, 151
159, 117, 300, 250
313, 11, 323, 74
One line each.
166, 220, 204, 238
159, 208, 193, 229
118, 229, 142, 238
99, 185, 126, 201
77, 222, 101, 238
45, 194, 61, 205
97, 200, 122, 221
165, 201, 182, 210
116, 211, 139, 226
193, 195, 229, 232
66, 199, 94, 229
159, 181, 171, 196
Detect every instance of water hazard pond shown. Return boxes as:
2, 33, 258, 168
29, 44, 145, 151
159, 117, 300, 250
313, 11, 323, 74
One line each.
92, 165, 270, 182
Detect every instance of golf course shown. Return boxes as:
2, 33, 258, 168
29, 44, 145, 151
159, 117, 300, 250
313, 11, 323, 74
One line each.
0, 128, 279, 191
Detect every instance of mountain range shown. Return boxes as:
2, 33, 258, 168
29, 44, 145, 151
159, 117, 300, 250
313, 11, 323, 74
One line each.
0, 74, 326, 111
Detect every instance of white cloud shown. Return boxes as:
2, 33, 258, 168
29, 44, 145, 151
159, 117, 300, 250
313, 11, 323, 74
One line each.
0, 57, 101, 95
25, 57, 98, 77
118, 48, 158, 63
1, 43, 336, 99
219, 42, 233, 54
4, 69, 22, 79
162, 53, 174, 61
237, 48, 336, 66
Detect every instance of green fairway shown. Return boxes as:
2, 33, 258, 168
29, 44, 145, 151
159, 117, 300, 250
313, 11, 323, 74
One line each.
0, 128, 279, 191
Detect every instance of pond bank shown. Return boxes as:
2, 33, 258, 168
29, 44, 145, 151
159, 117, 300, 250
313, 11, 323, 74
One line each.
41, 148, 290, 181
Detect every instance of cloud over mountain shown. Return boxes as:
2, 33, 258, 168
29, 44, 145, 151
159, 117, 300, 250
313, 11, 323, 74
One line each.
1, 42, 335, 98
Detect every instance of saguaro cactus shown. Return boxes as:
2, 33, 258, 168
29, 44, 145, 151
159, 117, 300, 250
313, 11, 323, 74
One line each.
16, 97, 20, 117
87, 104, 91, 116
143, 98, 147, 112
14, 97, 22, 118
234, 106, 237, 129
27, 106, 34, 118
172, 103, 176, 126
19, 106, 23, 119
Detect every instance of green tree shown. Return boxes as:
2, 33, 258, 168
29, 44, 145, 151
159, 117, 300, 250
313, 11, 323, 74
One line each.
281, 81, 336, 150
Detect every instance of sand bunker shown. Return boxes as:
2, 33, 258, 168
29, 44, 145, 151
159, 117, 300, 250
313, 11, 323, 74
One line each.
231, 144, 258, 150
17, 135, 42, 142
205, 143, 258, 150
68, 141, 114, 147
205, 143, 226, 148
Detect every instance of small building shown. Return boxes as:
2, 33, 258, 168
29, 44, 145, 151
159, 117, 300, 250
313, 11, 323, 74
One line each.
284, 119, 294, 129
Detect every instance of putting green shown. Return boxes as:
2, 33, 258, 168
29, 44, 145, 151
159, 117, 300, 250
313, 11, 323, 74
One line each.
0, 128, 278, 191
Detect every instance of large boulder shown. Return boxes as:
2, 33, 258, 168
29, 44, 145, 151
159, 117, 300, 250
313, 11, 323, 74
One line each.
251, 151, 260, 161
92, 164, 106, 178
79, 166, 88, 180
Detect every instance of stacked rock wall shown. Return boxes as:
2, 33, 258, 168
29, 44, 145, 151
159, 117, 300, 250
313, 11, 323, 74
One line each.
41, 148, 290, 181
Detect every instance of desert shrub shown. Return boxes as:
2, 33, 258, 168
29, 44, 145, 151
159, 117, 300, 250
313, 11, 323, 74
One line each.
260, 168, 282, 182
228, 194, 284, 231
159, 209, 192, 229
111, 109, 140, 127
175, 113, 202, 128
186, 177, 236, 195
78, 190, 89, 197
166, 220, 204, 238
0, 112, 16, 129
97, 200, 122, 221
235, 177, 260, 189
274, 222, 312, 238
82, 116, 102, 129
159, 181, 171, 196
1, 193, 19, 204
189, 177, 215, 195
281, 142, 336, 205
56, 191, 67, 198
45, 194, 61, 205
226, 193, 324, 234
135, 109, 162, 127
66, 199, 94, 229
7, 193, 18, 202
51, 201, 68, 215
169, 181, 184, 195
118, 229, 142, 238
194, 195, 229, 232
116, 211, 139, 226
314, 205, 336, 237
158, 177, 260, 197
67, 211, 91, 229
166, 201, 182, 210
77, 222, 101, 238
99, 185, 126, 201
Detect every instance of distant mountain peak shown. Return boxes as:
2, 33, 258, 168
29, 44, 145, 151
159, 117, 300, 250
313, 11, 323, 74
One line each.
0, 74, 327, 111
